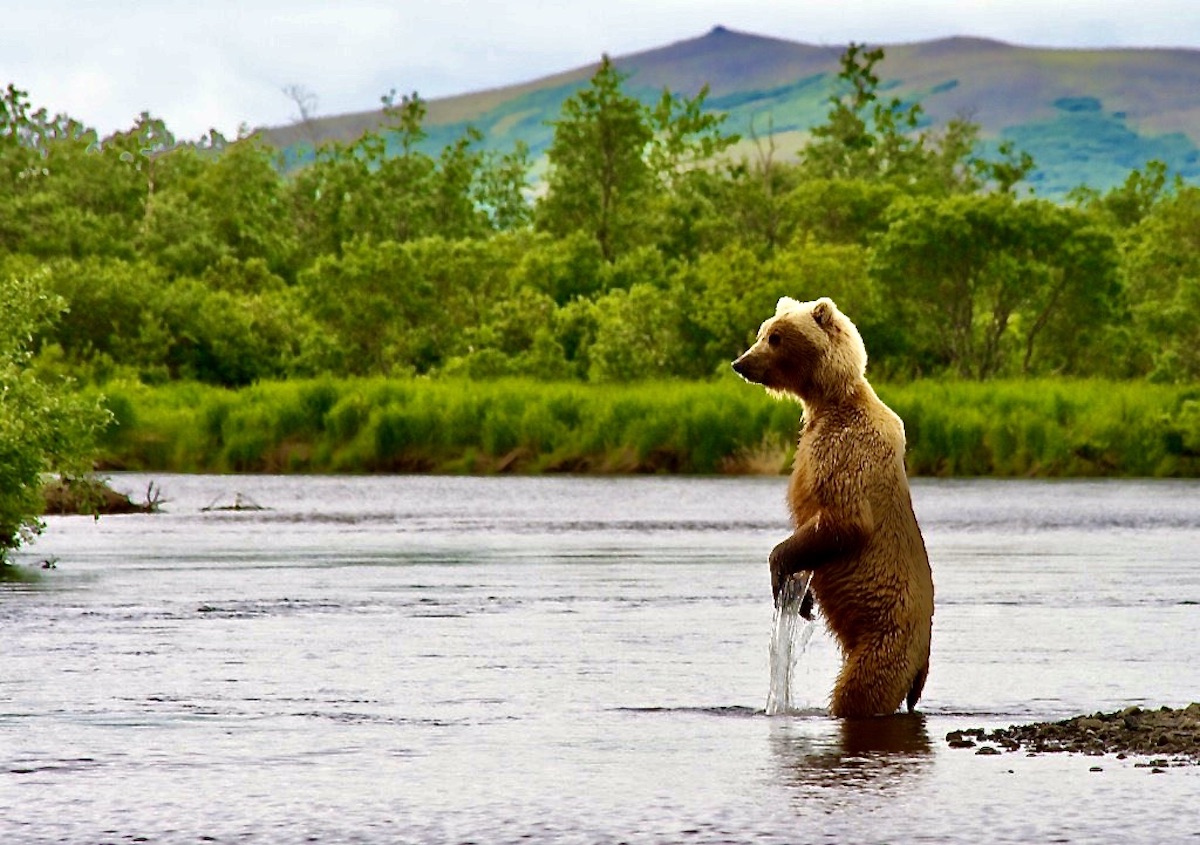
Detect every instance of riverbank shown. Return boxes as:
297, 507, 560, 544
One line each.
947, 704, 1200, 767
90, 377, 1200, 477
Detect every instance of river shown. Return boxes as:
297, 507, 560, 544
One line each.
2, 474, 1198, 844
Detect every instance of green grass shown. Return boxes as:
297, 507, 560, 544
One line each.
93, 377, 1200, 477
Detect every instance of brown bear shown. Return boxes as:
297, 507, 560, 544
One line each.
732, 296, 934, 718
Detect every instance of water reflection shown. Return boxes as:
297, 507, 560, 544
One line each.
771, 714, 933, 794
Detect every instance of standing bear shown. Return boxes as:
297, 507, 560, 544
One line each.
732, 296, 934, 717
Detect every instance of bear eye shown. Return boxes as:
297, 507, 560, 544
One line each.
768, 332, 782, 347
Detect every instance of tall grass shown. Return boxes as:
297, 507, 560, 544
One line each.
94, 377, 1200, 477
881, 380, 1200, 477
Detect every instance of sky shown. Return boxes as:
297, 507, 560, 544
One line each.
4, 0, 1200, 141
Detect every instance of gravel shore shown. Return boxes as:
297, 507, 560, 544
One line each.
946, 703, 1200, 768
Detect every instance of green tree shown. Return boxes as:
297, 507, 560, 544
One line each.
35, 256, 306, 386
156, 278, 301, 385
140, 134, 296, 278
1, 87, 163, 260
1, 271, 107, 566
802, 44, 1032, 195
298, 238, 435, 375
1121, 185, 1200, 381
285, 139, 373, 260
699, 130, 805, 255
645, 84, 738, 189
679, 240, 876, 375
802, 44, 924, 184
872, 193, 1119, 378
538, 58, 737, 262
429, 128, 490, 239
510, 230, 606, 305
1074, 159, 1174, 229
37, 257, 171, 380
285, 90, 528, 260
587, 283, 683, 382
537, 56, 654, 261
373, 90, 438, 242
401, 234, 529, 369
475, 141, 533, 231
783, 178, 900, 246
442, 286, 568, 380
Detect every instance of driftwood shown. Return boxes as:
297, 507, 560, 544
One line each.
200, 492, 267, 512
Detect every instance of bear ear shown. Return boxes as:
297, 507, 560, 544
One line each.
812, 297, 839, 331
775, 296, 802, 316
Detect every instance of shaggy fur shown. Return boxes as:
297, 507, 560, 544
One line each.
732, 297, 934, 717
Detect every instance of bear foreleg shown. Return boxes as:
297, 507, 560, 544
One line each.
769, 514, 867, 605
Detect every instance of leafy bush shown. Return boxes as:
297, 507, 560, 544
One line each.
1, 273, 109, 564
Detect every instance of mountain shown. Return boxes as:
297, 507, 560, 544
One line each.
260, 26, 1200, 196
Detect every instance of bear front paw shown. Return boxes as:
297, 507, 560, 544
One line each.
769, 537, 800, 595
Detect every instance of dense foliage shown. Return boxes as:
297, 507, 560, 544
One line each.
3, 49, 1198, 390
0, 270, 107, 564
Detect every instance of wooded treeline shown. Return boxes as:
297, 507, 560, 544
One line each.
5, 45, 1200, 562
3, 46, 1199, 388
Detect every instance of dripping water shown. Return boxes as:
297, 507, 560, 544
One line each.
765, 571, 816, 715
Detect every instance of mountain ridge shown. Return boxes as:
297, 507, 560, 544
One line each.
261, 26, 1200, 195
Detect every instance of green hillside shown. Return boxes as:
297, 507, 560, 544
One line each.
260, 26, 1200, 196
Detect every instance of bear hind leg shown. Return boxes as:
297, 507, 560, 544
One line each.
828, 648, 910, 718
905, 661, 929, 713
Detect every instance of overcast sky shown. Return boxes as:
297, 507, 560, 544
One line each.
4, 0, 1200, 141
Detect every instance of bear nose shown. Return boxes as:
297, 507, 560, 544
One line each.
731, 357, 746, 376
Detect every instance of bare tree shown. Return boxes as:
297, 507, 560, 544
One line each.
282, 84, 320, 147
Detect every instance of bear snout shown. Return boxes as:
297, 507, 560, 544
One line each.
732, 351, 766, 384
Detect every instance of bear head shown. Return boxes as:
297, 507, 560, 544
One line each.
731, 296, 867, 402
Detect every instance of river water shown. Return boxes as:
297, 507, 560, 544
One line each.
2, 474, 1198, 844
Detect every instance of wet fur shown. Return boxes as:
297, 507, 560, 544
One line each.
733, 297, 934, 717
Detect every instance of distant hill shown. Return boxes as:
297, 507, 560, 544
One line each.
260, 26, 1200, 196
